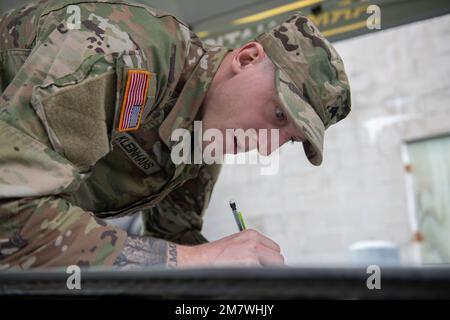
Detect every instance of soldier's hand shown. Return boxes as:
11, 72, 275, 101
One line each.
177, 229, 285, 267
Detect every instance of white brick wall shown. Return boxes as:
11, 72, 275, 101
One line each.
202, 14, 450, 266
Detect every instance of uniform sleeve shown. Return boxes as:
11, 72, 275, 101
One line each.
0, 102, 128, 269
0, 4, 149, 269
142, 163, 222, 245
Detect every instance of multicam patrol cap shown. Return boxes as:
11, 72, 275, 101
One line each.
256, 13, 351, 166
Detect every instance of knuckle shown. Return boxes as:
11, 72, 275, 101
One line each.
251, 243, 261, 252
244, 240, 260, 251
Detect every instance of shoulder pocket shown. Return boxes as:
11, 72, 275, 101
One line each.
30, 51, 154, 173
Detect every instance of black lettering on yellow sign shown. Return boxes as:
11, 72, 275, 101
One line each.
309, 5, 368, 28
202, 5, 370, 47
114, 133, 160, 174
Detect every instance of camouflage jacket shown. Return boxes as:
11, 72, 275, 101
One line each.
0, 0, 228, 269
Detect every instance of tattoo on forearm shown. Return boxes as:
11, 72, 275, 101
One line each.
168, 242, 178, 268
113, 235, 178, 269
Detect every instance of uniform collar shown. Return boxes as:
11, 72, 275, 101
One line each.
158, 46, 230, 149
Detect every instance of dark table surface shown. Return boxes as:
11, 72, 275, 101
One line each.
1, 266, 450, 299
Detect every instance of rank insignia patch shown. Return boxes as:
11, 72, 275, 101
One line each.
118, 69, 151, 132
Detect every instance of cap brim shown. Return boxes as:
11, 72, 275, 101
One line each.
275, 68, 325, 166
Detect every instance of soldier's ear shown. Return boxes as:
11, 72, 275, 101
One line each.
231, 42, 266, 74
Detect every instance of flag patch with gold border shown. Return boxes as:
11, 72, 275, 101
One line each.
118, 69, 151, 132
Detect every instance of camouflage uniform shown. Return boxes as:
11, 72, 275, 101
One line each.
0, 0, 227, 269
0, 0, 352, 270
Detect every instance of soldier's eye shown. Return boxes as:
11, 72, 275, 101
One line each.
275, 107, 287, 122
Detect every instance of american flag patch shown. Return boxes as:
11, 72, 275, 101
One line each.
118, 69, 151, 132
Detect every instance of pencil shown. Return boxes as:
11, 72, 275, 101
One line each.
229, 200, 246, 231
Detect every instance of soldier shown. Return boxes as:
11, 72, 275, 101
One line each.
0, 0, 351, 269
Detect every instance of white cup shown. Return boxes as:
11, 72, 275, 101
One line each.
349, 240, 401, 266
